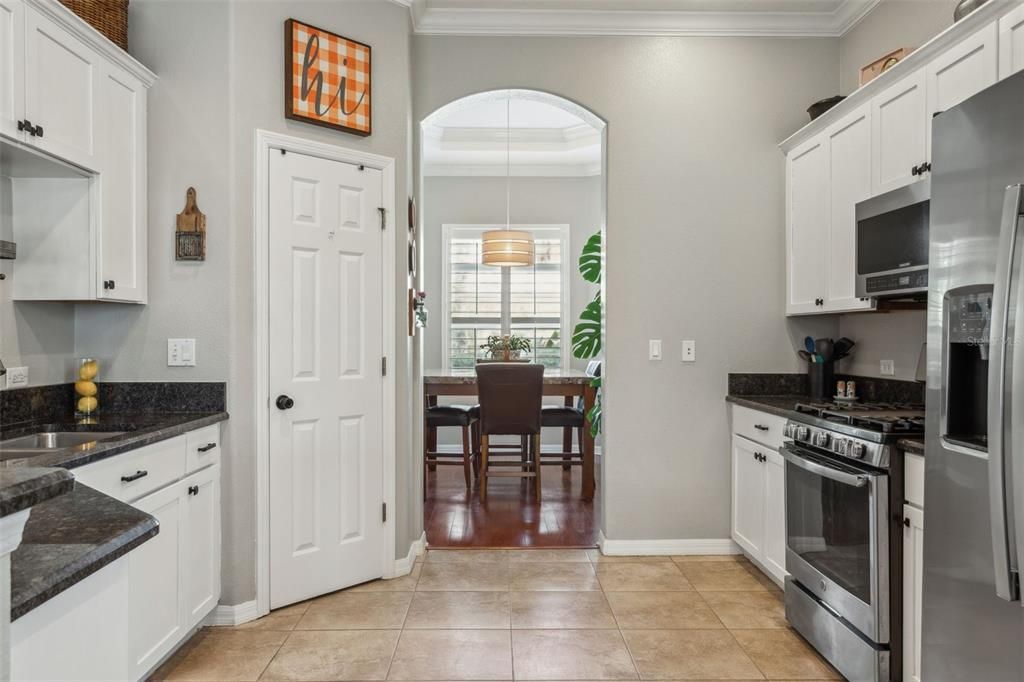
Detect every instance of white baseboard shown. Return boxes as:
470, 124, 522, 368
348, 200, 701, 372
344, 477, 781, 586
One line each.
391, 531, 427, 576
205, 600, 260, 626
598, 531, 740, 556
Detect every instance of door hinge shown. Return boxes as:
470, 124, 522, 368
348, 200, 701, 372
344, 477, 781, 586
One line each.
382, 502, 387, 523
381, 356, 387, 376
378, 207, 386, 230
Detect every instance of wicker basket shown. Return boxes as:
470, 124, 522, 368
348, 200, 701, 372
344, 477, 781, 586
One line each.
60, 0, 128, 50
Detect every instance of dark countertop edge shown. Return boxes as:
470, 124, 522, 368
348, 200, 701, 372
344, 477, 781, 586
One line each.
0, 468, 74, 517
11, 499, 158, 621
898, 438, 925, 455
2, 412, 229, 471
725, 394, 804, 419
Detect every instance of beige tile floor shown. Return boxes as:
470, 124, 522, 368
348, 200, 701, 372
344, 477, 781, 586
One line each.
151, 550, 843, 682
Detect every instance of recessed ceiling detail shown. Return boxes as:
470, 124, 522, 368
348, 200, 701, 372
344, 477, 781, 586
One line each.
392, 0, 881, 37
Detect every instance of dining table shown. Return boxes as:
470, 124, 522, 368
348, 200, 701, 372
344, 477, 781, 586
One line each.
423, 368, 597, 500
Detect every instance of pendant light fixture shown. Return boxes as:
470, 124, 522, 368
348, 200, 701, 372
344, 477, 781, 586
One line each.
482, 93, 535, 267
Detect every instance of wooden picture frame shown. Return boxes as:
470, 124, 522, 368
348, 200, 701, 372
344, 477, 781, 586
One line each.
285, 19, 371, 136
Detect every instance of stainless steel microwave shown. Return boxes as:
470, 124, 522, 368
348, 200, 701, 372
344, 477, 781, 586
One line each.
855, 180, 930, 298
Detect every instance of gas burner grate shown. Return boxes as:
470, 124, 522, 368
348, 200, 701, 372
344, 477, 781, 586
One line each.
794, 401, 926, 434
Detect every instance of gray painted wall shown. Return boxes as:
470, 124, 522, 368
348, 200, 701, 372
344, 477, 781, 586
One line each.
838, 310, 927, 381
413, 35, 840, 542
74, 0, 415, 606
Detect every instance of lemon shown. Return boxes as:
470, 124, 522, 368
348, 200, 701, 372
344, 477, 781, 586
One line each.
75, 380, 98, 397
79, 360, 99, 380
77, 396, 98, 413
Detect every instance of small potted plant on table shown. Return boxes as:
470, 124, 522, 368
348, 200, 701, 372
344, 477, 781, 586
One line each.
479, 334, 532, 362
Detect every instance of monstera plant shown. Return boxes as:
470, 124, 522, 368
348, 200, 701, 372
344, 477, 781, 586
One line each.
571, 231, 603, 436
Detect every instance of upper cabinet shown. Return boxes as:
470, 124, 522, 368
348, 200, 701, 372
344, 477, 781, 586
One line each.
999, 3, 1024, 78
1, 0, 154, 304
786, 136, 828, 314
871, 70, 927, 195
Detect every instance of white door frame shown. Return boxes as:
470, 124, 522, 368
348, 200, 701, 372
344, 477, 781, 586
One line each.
253, 129, 397, 619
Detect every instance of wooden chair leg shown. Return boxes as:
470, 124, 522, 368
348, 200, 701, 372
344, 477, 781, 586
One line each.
533, 433, 542, 499
521, 435, 528, 473
471, 422, 481, 478
562, 396, 573, 470
427, 425, 437, 471
461, 425, 472, 488
480, 435, 490, 502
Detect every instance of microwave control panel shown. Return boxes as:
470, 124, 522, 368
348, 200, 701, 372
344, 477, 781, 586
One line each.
865, 269, 929, 294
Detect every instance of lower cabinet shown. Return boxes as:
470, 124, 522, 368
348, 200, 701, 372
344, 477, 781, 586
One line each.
731, 433, 787, 583
903, 496, 925, 682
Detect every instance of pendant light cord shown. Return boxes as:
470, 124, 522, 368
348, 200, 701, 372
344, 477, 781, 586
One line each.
505, 92, 511, 230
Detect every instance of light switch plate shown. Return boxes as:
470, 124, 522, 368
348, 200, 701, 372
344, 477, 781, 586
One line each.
649, 339, 662, 361
6, 366, 28, 389
880, 359, 895, 376
682, 340, 696, 362
168, 338, 197, 367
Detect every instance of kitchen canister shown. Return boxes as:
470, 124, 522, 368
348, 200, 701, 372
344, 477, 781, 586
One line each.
808, 361, 835, 401
75, 358, 100, 417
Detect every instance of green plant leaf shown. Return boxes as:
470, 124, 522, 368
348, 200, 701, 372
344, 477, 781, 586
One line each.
578, 232, 602, 284
587, 393, 602, 437
572, 298, 602, 359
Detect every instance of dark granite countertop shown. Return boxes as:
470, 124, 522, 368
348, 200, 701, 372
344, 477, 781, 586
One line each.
725, 394, 806, 419
11, 482, 158, 621
0, 411, 228, 470
898, 438, 925, 455
0, 467, 74, 517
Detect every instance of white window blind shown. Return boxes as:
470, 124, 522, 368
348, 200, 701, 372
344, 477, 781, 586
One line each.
443, 225, 570, 370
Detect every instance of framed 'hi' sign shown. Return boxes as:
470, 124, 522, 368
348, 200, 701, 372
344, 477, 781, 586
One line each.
285, 19, 371, 136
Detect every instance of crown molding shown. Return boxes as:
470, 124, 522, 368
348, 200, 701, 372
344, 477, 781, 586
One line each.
401, 0, 882, 37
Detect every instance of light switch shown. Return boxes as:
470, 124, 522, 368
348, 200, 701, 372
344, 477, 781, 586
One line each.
168, 338, 197, 367
880, 359, 895, 376
682, 340, 696, 362
649, 339, 662, 361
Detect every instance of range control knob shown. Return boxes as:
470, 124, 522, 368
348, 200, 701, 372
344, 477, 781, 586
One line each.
833, 439, 848, 455
784, 423, 796, 438
849, 442, 866, 459
796, 426, 810, 441
813, 431, 830, 448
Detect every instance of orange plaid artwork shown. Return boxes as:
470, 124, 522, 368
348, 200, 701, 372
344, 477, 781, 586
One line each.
285, 19, 371, 136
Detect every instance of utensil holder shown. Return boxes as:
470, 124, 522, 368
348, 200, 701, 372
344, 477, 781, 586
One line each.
808, 362, 835, 401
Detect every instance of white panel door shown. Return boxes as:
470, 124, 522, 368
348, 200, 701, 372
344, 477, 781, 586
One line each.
871, 70, 927, 195
999, 3, 1024, 79
23, 5, 98, 170
824, 103, 874, 314
786, 135, 828, 315
97, 62, 147, 302
269, 150, 385, 608
182, 464, 221, 629
761, 449, 787, 583
903, 503, 925, 682
732, 435, 766, 557
128, 483, 184, 680
0, 0, 24, 141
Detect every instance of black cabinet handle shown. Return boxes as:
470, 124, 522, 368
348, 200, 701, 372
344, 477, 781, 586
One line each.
109, 280, 115, 289
903, 517, 911, 528
33, 124, 43, 138
754, 424, 769, 431
276, 395, 295, 410
911, 164, 920, 176
17, 119, 29, 132
920, 162, 931, 174
121, 470, 148, 483
197, 442, 217, 453
188, 485, 199, 496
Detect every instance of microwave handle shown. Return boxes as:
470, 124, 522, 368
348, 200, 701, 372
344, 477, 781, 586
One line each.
987, 183, 1024, 602
780, 443, 869, 488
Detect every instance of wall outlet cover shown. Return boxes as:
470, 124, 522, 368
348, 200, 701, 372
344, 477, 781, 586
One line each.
6, 366, 28, 389
682, 340, 696, 362
880, 359, 895, 376
168, 338, 197, 367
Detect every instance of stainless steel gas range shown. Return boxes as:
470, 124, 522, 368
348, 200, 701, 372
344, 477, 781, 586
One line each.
781, 401, 924, 682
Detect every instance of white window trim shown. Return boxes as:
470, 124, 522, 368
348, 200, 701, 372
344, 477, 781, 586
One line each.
441, 223, 571, 372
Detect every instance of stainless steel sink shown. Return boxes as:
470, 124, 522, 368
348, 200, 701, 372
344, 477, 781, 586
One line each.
0, 431, 125, 453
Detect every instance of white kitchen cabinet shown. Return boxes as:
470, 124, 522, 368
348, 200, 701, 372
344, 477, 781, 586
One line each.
999, 3, 1024, 78
732, 434, 766, 558
902, 503, 925, 682
0, 0, 24, 141
23, 2, 98, 170
824, 103, 875, 314
871, 70, 928, 195
183, 464, 222, 629
786, 135, 828, 315
761, 449, 787, 580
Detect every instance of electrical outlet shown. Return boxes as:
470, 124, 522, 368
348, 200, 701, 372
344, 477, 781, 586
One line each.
168, 339, 197, 367
649, 339, 662, 361
682, 340, 696, 363
880, 359, 895, 376
6, 366, 28, 389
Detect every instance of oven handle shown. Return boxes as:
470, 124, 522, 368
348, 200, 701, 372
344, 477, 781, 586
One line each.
780, 443, 870, 488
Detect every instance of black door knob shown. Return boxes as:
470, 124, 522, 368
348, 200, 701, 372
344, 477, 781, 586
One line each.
276, 395, 295, 410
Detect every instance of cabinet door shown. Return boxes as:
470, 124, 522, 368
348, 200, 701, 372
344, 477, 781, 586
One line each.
871, 70, 927, 195
23, 5, 99, 170
129, 483, 185, 679
761, 449, 787, 583
824, 104, 874, 314
732, 435, 766, 557
903, 504, 925, 682
0, 0, 24, 140
183, 464, 221, 629
999, 3, 1024, 79
97, 62, 147, 302
786, 136, 828, 315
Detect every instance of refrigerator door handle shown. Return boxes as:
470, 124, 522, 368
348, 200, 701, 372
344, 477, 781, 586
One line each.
988, 183, 1024, 602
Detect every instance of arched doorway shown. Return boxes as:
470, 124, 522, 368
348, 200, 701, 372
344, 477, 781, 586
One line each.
419, 89, 607, 548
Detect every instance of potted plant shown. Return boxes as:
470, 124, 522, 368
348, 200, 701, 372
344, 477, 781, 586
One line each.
479, 334, 532, 362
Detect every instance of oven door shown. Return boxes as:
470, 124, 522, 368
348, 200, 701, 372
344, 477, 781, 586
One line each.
781, 441, 890, 643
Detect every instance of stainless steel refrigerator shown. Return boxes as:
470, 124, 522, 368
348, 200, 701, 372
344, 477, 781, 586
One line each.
924, 69, 1024, 680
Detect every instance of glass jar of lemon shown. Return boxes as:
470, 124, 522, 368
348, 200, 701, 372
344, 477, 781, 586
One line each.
75, 358, 100, 417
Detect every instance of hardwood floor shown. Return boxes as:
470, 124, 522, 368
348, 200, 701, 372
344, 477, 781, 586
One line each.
424, 456, 600, 548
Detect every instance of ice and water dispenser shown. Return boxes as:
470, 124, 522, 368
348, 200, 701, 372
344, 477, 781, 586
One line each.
944, 287, 993, 451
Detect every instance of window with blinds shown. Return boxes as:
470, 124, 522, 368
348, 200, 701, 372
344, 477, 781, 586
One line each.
444, 225, 570, 370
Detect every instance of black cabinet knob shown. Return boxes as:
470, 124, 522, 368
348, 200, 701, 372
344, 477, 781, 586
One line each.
903, 517, 911, 528
34, 124, 43, 138
276, 394, 295, 410
188, 485, 199, 496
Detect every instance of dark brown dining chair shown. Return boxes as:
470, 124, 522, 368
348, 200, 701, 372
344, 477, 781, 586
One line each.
476, 363, 545, 502
424, 403, 478, 489
540, 361, 599, 470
